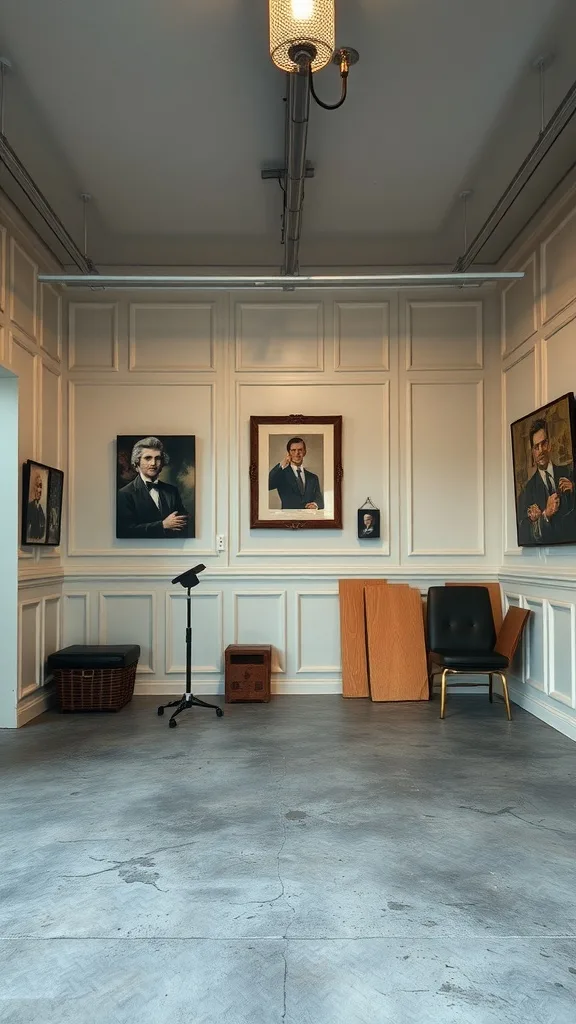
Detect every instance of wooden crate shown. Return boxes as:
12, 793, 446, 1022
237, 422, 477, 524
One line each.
225, 644, 272, 702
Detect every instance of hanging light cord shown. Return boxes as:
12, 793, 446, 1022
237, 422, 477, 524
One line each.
309, 63, 348, 110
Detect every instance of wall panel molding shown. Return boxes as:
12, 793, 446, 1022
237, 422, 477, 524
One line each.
63, 592, 90, 647
18, 598, 41, 697
0, 224, 6, 313
129, 302, 215, 372
98, 592, 156, 672
334, 302, 390, 371
524, 597, 546, 693
235, 302, 324, 371
501, 254, 538, 356
165, 590, 223, 673
68, 303, 119, 371
540, 204, 576, 326
406, 379, 484, 556
40, 283, 62, 363
406, 301, 483, 370
232, 590, 287, 672
9, 238, 37, 341
547, 600, 576, 708
296, 591, 340, 673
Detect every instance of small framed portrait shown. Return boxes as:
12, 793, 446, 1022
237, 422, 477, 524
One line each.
116, 435, 196, 539
357, 507, 380, 539
22, 460, 63, 546
250, 415, 342, 529
46, 468, 64, 546
510, 392, 576, 547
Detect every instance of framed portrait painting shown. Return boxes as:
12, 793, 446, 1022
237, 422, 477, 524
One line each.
510, 392, 576, 547
250, 415, 342, 529
357, 506, 380, 539
21, 460, 64, 546
116, 435, 196, 539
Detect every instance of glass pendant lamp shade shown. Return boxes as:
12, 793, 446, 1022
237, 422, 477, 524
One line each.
269, 0, 335, 73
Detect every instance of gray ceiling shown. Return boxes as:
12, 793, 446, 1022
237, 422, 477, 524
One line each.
0, 0, 575, 269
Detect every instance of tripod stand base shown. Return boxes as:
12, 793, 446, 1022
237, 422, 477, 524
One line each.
157, 693, 224, 727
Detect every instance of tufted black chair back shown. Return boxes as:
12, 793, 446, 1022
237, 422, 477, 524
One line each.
427, 586, 495, 653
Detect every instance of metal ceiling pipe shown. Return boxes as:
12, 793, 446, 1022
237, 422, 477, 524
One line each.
454, 76, 576, 271
0, 132, 96, 274
37, 272, 525, 289
283, 62, 312, 276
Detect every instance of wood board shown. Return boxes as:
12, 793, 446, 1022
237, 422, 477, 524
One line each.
365, 584, 429, 702
339, 579, 387, 697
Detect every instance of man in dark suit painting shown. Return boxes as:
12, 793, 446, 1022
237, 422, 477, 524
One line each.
268, 437, 324, 510
517, 419, 575, 545
26, 471, 46, 542
116, 436, 189, 538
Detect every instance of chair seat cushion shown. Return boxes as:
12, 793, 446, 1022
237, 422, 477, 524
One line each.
430, 649, 509, 671
47, 645, 141, 670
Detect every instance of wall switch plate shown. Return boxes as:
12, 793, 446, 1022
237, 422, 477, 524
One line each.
217, 534, 226, 551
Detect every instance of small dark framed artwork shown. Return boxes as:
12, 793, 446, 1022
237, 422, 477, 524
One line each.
510, 392, 576, 547
357, 506, 380, 539
22, 460, 64, 546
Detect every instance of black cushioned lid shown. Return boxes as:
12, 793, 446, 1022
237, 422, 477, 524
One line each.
48, 645, 141, 669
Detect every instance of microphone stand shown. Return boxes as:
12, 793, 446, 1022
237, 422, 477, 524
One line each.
157, 565, 223, 728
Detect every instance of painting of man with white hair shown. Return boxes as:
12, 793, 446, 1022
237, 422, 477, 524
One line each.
116, 435, 196, 539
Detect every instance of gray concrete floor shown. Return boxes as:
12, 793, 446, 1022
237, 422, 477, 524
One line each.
1, 695, 575, 1023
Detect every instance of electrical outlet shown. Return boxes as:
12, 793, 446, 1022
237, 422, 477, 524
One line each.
217, 534, 226, 552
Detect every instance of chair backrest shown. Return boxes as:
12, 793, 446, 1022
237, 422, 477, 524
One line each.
427, 586, 496, 652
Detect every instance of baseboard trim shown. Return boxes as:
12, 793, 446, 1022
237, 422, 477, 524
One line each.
507, 680, 576, 743
135, 679, 344, 696
17, 685, 55, 727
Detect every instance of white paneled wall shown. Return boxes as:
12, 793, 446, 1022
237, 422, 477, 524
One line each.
500, 180, 576, 741
62, 282, 501, 696
0, 197, 64, 726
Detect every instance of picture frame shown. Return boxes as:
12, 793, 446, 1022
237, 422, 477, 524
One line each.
116, 435, 196, 539
510, 392, 576, 547
357, 506, 380, 539
21, 460, 64, 546
250, 415, 343, 529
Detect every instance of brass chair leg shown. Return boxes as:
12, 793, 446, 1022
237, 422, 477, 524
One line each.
440, 669, 449, 719
499, 672, 512, 721
488, 673, 493, 703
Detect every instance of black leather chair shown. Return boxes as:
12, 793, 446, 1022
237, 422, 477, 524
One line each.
427, 586, 512, 720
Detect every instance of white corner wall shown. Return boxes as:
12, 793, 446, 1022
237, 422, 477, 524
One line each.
500, 181, 576, 741
0, 195, 64, 726
62, 283, 502, 695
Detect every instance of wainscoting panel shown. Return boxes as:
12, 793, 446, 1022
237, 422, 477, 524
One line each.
129, 303, 215, 371
43, 595, 62, 668
548, 600, 575, 707
235, 302, 323, 371
408, 380, 484, 555
40, 283, 61, 363
541, 204, 576, 325
10, 238, 37, 341
68, 303, 118, 371
98, 592, 155, 673
406, 302, 482, 370
542, 311, 576, 403
233, 591, 286, 672
19, 599, 41, 697
165, 591, 223, 674
63, 593, 89, 647
524, 597, 546, 692
41, 362, 61, 468
334, 302, 390, 371
501, 255, 538, 356
296, 591, 340, 673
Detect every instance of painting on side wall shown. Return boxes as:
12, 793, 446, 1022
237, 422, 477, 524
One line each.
250, 415, 342, 529
115, 435, 196, 539
510, 392, 576, 546
21, 460, 64, 546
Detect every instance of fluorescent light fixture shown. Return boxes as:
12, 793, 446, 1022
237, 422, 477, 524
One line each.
37, 272, 524, 290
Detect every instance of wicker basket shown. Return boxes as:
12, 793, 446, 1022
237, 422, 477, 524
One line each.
54, 663, 137, 712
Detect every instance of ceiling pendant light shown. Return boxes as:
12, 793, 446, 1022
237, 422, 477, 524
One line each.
269, 0, 335, 73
